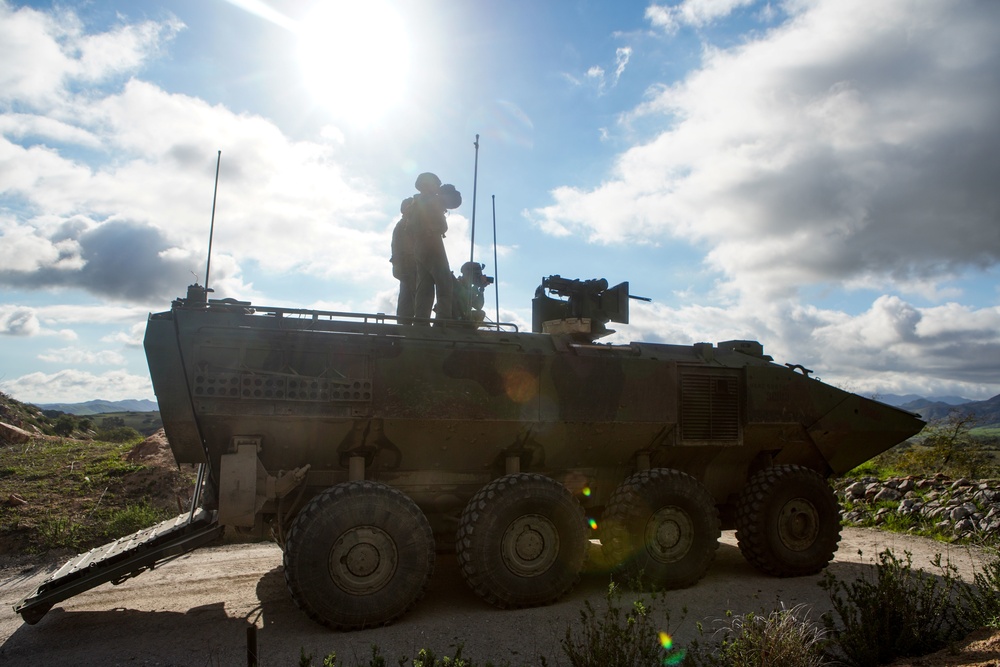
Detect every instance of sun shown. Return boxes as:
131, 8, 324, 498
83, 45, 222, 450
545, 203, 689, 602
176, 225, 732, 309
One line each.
296, 1, 410, 125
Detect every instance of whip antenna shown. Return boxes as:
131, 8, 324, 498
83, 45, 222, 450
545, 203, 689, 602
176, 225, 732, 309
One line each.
492, 194, 500, 328
469, 134, 479, 262
204, 150, 222, 290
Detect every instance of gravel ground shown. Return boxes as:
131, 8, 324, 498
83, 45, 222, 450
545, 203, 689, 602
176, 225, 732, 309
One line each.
1, 527, 995, 666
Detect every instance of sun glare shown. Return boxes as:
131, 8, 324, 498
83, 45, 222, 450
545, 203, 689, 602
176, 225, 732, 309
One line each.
296, 1, 410, 125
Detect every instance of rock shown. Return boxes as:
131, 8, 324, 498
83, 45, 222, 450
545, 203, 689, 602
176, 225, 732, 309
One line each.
954, 518, 975, 534
874, 487, 902, 503
897, 478, 916, 493
950, 506, 972, 521
0, 421, 32, 445
845, 481, 867, 499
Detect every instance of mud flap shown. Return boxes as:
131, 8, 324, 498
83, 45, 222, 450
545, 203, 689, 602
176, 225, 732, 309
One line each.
13, 508, 222, 625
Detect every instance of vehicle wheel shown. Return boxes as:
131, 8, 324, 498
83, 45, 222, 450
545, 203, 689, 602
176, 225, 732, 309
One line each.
457, 473, 587, 608
735, 464, 841, 577
599, 468, 720, 589
283, 480, 435, 630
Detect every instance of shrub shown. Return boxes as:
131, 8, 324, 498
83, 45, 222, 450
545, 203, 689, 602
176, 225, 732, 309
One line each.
53, 414, 76, 437
97, 425, 142, 443
685, 604, 829, 667
560, 582, 684, 667
960, 548, 1000, 630
819, 549, 974, 666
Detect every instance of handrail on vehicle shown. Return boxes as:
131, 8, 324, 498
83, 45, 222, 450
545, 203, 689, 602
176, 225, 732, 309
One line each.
199, 298, 520, 333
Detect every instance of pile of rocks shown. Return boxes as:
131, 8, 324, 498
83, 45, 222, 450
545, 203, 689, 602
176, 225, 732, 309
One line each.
835, 474, 1000, 540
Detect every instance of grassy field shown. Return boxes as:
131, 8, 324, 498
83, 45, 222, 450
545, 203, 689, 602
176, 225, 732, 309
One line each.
0, 434, 194, 554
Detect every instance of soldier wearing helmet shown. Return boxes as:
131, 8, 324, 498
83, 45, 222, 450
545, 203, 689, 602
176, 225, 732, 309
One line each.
390, 197, 417, 323
408, 172, 462, 322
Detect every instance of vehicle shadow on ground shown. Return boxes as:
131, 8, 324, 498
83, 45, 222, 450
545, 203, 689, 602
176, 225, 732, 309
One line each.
1, 602, 252, 665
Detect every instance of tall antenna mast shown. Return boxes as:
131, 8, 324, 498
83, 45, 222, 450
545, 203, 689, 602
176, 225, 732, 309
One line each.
469, 134, 480, 262
492, 194, 500, 327
204, 150, 222, 289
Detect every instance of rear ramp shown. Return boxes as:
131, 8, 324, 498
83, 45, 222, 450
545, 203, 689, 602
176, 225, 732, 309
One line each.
14, 508, 221, 625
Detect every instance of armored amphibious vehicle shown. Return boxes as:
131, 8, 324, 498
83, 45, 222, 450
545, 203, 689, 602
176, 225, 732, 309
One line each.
16, 276, 924, 629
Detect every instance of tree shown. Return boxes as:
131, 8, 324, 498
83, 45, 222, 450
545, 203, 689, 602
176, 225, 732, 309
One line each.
53, 415, 76, 437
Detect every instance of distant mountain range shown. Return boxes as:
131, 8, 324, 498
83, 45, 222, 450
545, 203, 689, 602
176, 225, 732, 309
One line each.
35, 399, 159, 415
879, 394, 972, 407
899, 394, 1000, 426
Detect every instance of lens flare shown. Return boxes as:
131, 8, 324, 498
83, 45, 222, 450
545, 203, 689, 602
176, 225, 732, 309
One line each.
588, 518, 598, 530
658, 631, 686, 665
582, 486, 592, 497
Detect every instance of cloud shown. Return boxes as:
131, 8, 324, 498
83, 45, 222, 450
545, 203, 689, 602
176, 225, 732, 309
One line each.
0, 217, 206, 303
532, 0, 1000, 303
646, 0, 757, 33
614, 294, 1000, 399
584, 47, 633, 95
0, 1, 183, 108
0, 368, 153, 403
613, 47, 632, 85
38, 347, 126, 365
0, 306, 40, 336
101, 321, 148, 348
0, 4, 391, 305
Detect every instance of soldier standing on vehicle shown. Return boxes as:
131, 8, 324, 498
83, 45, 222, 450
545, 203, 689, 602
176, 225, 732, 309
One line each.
409, 172, 461, 322
390, 197, 416, 323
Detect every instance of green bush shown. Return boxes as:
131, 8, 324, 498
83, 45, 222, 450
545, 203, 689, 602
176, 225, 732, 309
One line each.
53, 415, 76, 437
97, 425, 142, 443
960, 548, 1000, 630
819, 549, 974, 666
685, 604, 828, 667
560, 582, 684, 667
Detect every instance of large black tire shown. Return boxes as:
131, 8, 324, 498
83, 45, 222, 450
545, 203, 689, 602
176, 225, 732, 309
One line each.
283, 480, 435, 630
735, 464, 841, 577
457, 473, 587, 608
599, 468, 720, 589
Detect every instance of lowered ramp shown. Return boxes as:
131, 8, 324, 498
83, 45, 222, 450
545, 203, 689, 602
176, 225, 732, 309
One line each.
14, 508, 221, 625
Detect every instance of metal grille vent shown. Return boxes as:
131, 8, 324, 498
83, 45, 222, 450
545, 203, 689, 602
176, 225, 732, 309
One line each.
680, 373, 740, 441
193, 372, 372, 403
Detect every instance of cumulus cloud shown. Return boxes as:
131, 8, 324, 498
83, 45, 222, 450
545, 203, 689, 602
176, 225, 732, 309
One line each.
0, 368, 153, 403
533, 0, 1000, 303
646, 0, 757, 32
0, 3, 390, 307
0, 306, 41, 336
101, 321, 148, 348
0, 1, 183, 108
38, 347, 126, 365
528, 0, 1000, 399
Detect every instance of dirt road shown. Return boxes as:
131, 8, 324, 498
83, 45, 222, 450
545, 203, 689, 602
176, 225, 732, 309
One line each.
0, 528, 990, 666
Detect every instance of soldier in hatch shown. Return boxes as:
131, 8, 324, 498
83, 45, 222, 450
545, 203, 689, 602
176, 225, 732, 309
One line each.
408, 172, 462, 322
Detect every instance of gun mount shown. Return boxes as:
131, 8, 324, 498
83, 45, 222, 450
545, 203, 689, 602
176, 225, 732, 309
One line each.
532, 275, 649, 341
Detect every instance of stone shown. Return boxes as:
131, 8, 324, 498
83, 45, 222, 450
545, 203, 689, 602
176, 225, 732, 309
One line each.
0, 420, 32, 445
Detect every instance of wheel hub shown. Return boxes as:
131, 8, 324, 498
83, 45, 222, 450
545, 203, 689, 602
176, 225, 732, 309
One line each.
501, 514, 560, 577
645, 505, 694, 563
328, 526, 398, 594
777, 497, 820, 551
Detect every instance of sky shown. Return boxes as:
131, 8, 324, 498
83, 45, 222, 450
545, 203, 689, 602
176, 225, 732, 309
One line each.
1, 0, 999, 405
